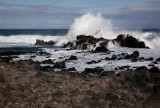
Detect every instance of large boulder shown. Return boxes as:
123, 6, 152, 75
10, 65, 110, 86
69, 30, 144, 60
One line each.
130, 51, 139, 58
115, 34, 148, 48
156, 57, 160, 62
94, 46, 109, 53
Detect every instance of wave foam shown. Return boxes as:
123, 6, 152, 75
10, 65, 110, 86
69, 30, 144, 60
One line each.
0, 13, 160, 48
66, 13, 160, 49
0, 35, 65, 45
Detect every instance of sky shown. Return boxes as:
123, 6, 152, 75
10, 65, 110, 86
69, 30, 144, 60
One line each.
0, 0, 160, 29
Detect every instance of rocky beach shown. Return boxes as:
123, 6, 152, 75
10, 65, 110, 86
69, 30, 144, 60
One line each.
0, 34, 160, 108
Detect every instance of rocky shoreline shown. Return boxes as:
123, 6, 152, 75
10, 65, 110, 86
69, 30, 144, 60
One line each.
0, 34, 160, 108
0, 58, 160, 108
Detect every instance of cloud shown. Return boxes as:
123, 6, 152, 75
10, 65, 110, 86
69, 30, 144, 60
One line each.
104, 1, 160, 29
0, 0, 160, 29
0, 1, 83, 28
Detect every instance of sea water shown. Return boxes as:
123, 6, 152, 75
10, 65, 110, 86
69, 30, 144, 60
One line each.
0, 13, 160, 72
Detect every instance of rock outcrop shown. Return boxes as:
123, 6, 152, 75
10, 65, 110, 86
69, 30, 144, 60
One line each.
35, 39, 56, 45
114, 34, 148, 48
63, 34, 148, 50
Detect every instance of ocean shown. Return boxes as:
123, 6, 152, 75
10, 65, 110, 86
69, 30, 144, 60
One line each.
0, 29, 68, 36
0, 29, 160, 50
0, 29, 160, 72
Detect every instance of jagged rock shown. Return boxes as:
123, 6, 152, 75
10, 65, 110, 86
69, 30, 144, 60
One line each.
111, 55, 117, 60
105, 57, 111, 60
64, 34, 148, 50
63, 35, 109, 50
115, 34, 148, 48
86, 60, 100, 64
35, 39, 56, 45
130, 51, 139, 58
156, 57, 160, 62
109, 51, 140, 61
54, 61, 66, 68
68, 55, 78, 60
94, 46, 109, 53
63, 42, 75, 48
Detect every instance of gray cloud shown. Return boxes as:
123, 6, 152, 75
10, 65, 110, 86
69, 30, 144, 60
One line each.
0, 0, 160, 29
104, 1, 160, 29
0, 1, 83, 28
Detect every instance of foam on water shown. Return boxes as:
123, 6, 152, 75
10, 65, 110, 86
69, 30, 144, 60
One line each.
0, 35, 65, 46
65, 13, 160, 49
13, 47, 160, 72
0, 13, 160, 48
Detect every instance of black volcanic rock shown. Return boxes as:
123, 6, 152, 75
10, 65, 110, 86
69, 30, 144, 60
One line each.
63, 35, 109, 50
130, 51, 139, 58
63, 34, 148, 50
94, 46, 109, 53
63, 42, 74, 48
35, 39, 56, 45
115, 34, 148, 48
68, 55, 78, 60
156, 57, 160, 62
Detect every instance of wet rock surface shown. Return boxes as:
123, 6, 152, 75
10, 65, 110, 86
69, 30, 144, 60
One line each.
63, 34, 148, 50
0, 60, 160, 108
114, 34, 148, 48
35, 39, 56, 45
68, 55, 78, 60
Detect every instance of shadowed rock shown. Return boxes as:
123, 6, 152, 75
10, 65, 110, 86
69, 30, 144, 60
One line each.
115, 34, 148, 48
63, 34, 148, 50
68, 55, 78, 60
94, 46, 109, 53
35, 39, 56, 45
54, 61, 66, 68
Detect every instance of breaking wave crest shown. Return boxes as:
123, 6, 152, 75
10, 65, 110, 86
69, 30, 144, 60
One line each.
66, 13, 160, 49
0, 13, 160, 48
